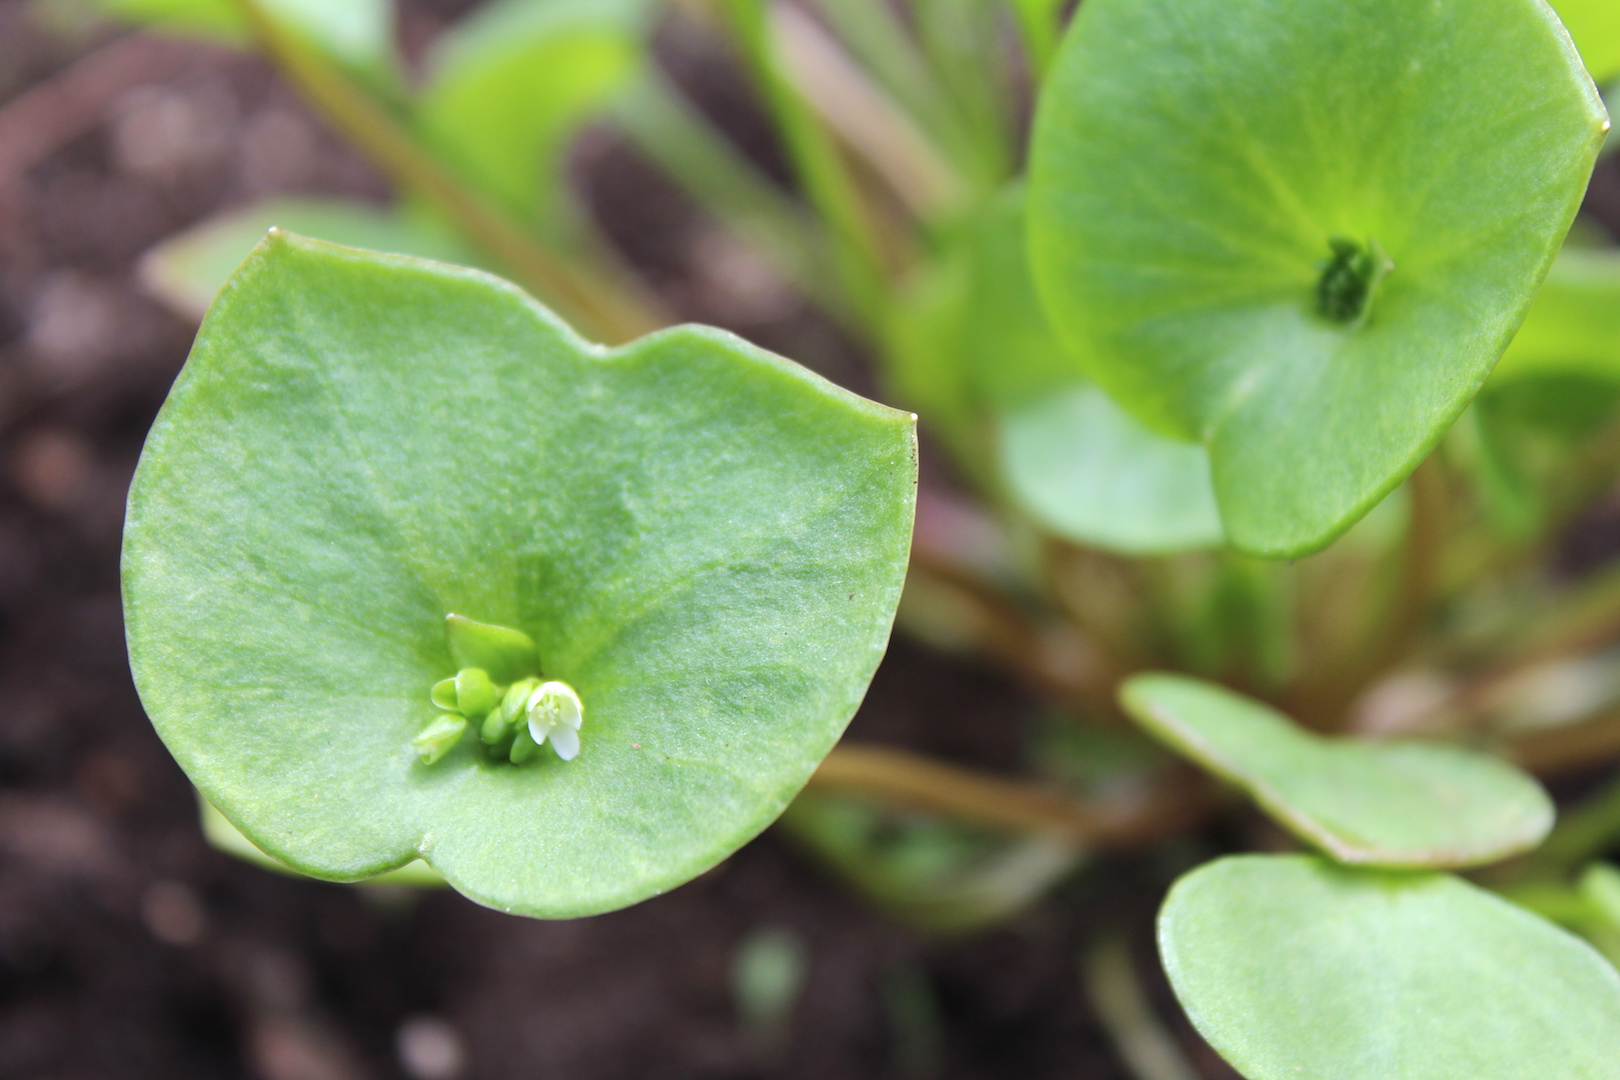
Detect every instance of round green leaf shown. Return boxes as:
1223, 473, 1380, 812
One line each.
1028, 0, 1609, 557
123, 232, 916, 918
1160, 855, 1620, 1080
1121, 673, 1553, 868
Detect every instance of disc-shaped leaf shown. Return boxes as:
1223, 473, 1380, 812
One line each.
1160, 855, 1620, 1080
123, 232, 916, 917
1120, 674, 1552, 867
888, 187, 1222, 553
1028, 0, 1609, 557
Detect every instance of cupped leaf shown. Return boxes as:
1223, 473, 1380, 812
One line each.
416, 0, 650, 228
1160, 855, 1620, 1080
1120, 673, 1553, 867
1028, 0, 1609, 557
888, 188, 1222, 553
1553, 0, 1620, 82
139, 198, 476, 319
123, 232, 917, 918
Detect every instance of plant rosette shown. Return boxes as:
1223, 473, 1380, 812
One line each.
122, 232, 917, 918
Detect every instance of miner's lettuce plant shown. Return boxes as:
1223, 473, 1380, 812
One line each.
105, 0, 1620, 1075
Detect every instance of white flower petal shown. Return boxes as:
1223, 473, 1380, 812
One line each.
537, 680, 584, 730
527, 712, 552, 745
548, 723, 580, 761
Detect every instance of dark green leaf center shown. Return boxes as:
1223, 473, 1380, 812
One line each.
1315, 236, 1393, 326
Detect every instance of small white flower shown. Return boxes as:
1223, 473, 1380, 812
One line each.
525, 680, 584, 761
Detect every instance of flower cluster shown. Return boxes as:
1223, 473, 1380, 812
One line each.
413, 667, 584, 765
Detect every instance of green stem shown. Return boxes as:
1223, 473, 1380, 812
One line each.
772, 2, 963, 219
718, 0, 893, 332
1533, 771, 1620, 874
1289, 456, 1446, 728
1082, 935, 1203, 1080
613, 72, 848, 320
811, 0, 986, 194
810, 743, 1213, 848
230, 0, 664, 344
1008, 0, 1065, 79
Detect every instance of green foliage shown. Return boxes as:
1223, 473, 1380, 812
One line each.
1492, 247, 1620, 385
889, 188, 1222, 553
96, 0, 395, 81
123, 232, 916, 917
107, 0, 1620, 1074
1028, 0, 1608, 557
415, 0, 650, 230
1122, 674, 1553, 868
779, 792, 1082, 932
1160, 855, 1620, 1080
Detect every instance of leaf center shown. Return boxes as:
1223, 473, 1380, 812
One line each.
1315, 237, 1393, 327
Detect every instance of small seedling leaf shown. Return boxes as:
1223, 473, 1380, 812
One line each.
1160, 855, 1620, 1080
1120, 673, 1553, 867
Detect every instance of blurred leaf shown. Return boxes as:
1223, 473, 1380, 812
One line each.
1028, 0, 1608, 557
415, 0, 650, 228
779, 791, 1081, 932
1552, 0, 1620, 82
1001, 386, 1223, 555
1492, 247, 1620, 386
139, 198, 476, 319
1450, 373, 1620, 536
1121, 673, 1553, 868
889, 188, 1223, 553
94, 0, 395, 81
1161, 855, 1620, 1080
732, 926, 808, 1052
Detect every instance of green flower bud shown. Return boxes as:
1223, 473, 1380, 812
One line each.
480, 709, 512, 747
509, 724, 539, 764
412, 713, 468, 764
501, 677, 541, 722
454, 667, 498, 719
